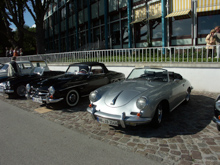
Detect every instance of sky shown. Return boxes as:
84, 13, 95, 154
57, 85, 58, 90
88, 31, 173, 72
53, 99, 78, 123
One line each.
10, 9, 35, 31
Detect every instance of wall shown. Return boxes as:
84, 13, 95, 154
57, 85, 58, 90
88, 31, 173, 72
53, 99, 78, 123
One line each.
49, 64, 220, 93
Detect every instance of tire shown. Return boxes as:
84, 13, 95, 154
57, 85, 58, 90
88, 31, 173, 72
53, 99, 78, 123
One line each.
65, 89, 80, 107
16, 85, 26, 97
184, 88, 191, 104
151, 103, 163, 128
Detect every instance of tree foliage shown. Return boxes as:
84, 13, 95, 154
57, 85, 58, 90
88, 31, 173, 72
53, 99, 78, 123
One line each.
1, 0, 52, 54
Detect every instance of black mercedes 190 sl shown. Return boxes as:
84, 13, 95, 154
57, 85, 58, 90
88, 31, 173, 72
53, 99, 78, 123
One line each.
26, 62, 125, 107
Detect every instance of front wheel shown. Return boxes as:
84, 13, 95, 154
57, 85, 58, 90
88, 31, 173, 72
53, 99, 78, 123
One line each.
16, 85, 26, 97
65, 89, 80, 107
184, 88, 191, 104
151, 103, 163, 128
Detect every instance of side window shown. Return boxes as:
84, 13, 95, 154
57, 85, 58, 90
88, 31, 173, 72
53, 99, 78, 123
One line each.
91, 66, 104, 75
23, 63, 32, 69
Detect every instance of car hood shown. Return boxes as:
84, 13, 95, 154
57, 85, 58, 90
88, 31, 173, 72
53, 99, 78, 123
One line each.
104, 80, 164, 107
38, 73, 84, 87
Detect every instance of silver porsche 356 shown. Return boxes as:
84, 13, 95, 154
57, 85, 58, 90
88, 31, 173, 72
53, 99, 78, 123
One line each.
87, 67, 193, 128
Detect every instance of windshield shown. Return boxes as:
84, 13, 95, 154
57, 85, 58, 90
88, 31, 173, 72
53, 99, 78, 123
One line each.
66, 65, 89, 75
127, 68, 169, 82
0, 64, 9, 71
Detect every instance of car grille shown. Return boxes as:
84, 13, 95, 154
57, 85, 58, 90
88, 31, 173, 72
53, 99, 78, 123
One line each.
30, 87, 48, 99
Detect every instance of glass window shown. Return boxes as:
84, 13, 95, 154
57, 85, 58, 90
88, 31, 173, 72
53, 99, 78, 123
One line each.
122, 20, 128, 43
198, 14, 220, 35
111, 22, 120, 45
171, 18, 191, 37
93, 28, 100, 42
150, 19, 162, 39
135, 23, 148, 42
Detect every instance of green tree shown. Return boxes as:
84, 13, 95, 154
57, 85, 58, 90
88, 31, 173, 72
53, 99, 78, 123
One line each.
1, 0, 52, 54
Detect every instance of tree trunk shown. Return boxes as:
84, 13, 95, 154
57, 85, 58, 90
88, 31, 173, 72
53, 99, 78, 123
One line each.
36, 22, 45, 54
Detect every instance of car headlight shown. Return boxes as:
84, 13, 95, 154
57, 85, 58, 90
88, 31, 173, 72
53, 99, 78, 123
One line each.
26, 84, 31, 92
6, 81, 10, 87
136, 97, 149, 110
48, 86, 55, 95
89, 91, 100, 103
216, 97, 220, 111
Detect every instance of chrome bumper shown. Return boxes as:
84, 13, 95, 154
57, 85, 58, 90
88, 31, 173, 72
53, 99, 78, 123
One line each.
87, 107, 152, 128
42, 97, 64, 103
5, 89, 14, 93
213, 116, 220, 126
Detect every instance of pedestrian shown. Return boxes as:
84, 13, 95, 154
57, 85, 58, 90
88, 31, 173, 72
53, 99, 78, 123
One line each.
10, 56, 19, 75
205, 29, 216, 58
13, 47, 18, 57
214, 26, 220, 58
5, 47, 9, 57
9, 47, 13, 57
19, 48, 23, 56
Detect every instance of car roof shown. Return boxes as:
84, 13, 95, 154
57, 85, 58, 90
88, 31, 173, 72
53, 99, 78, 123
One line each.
69, 62, 108, 72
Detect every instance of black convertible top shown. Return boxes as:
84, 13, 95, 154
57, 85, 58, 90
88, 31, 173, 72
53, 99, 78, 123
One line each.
69, 62, 109, 73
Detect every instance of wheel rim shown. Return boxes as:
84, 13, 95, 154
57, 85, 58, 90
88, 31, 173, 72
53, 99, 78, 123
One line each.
17, 85, 26, 96
185, 91, 190, 102
157, 104, 163, 123
66, 90, 79, 107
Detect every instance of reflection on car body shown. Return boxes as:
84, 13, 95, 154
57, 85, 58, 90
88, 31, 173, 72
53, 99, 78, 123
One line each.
26, 62, 125, 107
87, 67, 193, 128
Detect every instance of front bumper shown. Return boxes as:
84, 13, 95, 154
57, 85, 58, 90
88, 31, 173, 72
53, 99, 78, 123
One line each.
26, 92, 63, 104
87, 106, 152, 128
213, 116, 220, 126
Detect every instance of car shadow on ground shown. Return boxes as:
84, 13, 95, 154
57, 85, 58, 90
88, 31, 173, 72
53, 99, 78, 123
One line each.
45, 96, 90, 113
107, 94, 215, 138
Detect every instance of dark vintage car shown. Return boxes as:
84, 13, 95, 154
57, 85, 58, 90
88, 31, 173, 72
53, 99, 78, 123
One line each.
213, 95, 220, 131
26, 62, 125, 107
0, 61, 64, 97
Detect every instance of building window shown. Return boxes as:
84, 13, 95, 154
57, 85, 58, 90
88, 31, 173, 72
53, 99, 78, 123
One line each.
171, 18, 191, 37
135, 23, 148, 42
150, 19, 162, 39
110, 22, 120, 46
122, 20, 128, 44
198, 14, 220, 35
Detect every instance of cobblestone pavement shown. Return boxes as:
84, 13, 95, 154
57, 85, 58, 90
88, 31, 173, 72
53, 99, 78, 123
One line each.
1, 91, 220, 165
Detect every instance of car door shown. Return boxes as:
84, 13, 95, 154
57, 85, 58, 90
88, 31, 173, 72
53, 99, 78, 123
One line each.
168, 73, 186, 111
87, 65, 109, 92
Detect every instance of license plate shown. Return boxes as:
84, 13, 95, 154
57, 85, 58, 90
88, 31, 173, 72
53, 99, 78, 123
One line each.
32, 97, 42, 103
97, 117, 118, 126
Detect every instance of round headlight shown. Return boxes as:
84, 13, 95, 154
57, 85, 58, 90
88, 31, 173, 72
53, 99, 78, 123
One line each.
6, 81, 10, 86
89, 91, 100, 103
48, 86, 55, 95
136, 97, 149, 110
26, 84, 31, 92
216, 100, 220, 111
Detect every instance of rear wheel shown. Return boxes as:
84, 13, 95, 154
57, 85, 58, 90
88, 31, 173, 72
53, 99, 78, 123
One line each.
151, 103, 163, 128
16, 85, 26, 97
65, 89, 80, 107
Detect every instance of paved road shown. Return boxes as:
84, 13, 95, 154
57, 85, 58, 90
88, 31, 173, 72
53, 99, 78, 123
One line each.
0, 99, 159, 165
0, 91, 220, 165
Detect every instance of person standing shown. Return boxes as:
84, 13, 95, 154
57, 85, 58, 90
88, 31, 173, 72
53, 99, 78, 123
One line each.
214, 26, 220, 58
5, 47, 9, 57
13, 47, 18, 57
205, 29, 216, 58
9, 47, 13, 57
19, 48, 23, 56
10, 56, 19, 75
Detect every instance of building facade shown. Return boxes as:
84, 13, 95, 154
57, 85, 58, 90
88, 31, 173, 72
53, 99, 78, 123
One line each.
44, 0, 220, 53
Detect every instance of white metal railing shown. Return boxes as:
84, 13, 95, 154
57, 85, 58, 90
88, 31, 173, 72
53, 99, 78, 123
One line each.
1, 45, 219, 64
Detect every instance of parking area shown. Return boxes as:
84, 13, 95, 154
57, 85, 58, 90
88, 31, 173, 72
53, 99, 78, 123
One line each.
1, 91, 220, 165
